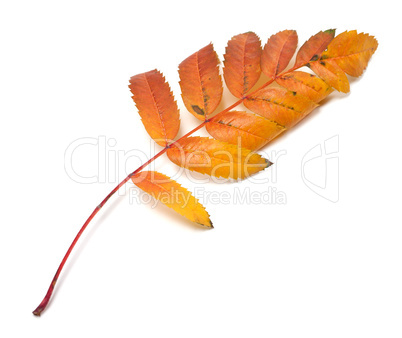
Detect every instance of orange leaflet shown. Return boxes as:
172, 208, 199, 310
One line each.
223, 32, 262, 98
129, 70, 180, 147
276, 71, 333, 103
309, 60, 350, 93
206, 111, 285, 151
294, 29, 336, 68
261, 30, 298, 79
320, 30, 378, 77
132, 171, 212, 227
244, 87, 318, 128
178, 43, 223, 120
167, 136, 271, 180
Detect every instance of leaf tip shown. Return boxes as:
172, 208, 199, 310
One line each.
265, 158, 274, 168
197, 219, 214, 229
324, 28, 336, 37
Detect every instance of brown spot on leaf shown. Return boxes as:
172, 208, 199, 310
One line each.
192, 105, 205, 115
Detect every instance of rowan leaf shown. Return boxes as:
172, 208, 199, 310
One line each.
167, 136, 271, 180
320, 30, 378, 77
223, 32, 262, 98
34, 29, 379, 317
178, 43, 223, 120
261, 30, 298, 79
129, 69, 180, 147
308, 59, 350, 93
276, 71, 333, 102
244, 87, 318, 128
206, 111, 285, 150
294, 29, 336, 68
132, 171, 212, 228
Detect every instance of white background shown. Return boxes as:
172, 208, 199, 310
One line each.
1, 0, 401, 337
